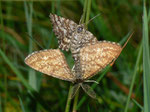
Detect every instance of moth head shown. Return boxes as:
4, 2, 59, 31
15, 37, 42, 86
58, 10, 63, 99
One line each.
76, 24, 85, 33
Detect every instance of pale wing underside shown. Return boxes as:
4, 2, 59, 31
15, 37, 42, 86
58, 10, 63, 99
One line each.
80, 41, 122, 80
50, 13, 77, 51
25, 49, 74, 82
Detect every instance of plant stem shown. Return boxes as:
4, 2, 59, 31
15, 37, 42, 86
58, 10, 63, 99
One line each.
0, 1, 5, 51
24, 1, 37, 91
124, 43, 142, 112
4, 70, 7, 112
65, 85, 73, 112
72, 90, 79, 112
81, 0, 87, 24
85, 0, 92, 26
0, 2, 6, 111
142, 1, 150, 112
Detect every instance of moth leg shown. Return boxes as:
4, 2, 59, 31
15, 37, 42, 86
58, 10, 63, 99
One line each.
84, 80, 99, 84
81, 83, 97, 99
71, 65, 76, 73
70, 84, 80, 99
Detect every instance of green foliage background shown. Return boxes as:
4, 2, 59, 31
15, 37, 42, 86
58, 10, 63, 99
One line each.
0, 0, 149, 112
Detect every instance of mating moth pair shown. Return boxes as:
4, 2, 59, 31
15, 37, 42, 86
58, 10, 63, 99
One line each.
25, 13, 122, 98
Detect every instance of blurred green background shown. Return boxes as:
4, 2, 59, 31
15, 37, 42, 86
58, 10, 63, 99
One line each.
0, 0, 149, 112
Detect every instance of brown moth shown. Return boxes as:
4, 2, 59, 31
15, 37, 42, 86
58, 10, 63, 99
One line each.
25, 14, 130, 98
50, 13, 98, 81
50, 14, 77, 52
25, 41, 122, 98
50, 13, 98, 60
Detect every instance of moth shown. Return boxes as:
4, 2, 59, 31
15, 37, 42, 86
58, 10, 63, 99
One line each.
25, 14, 130, 98
50, 13, 99, 80
50, 13, 98, 60
25, 41, 122, 98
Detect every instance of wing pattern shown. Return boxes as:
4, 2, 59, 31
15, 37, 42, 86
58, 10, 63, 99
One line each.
50, 13, 77, 51
25, 49, 74, 81
80, 41, 122, 80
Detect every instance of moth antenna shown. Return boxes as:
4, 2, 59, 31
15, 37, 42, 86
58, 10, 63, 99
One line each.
79, 13, 85, 25
86, 13, 101, 26
110, 32, 134, 66
82, 14, 101, 30
25, 33, 44, 50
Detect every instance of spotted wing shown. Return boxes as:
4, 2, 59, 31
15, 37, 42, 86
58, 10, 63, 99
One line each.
25, 49, 74, 82
80, 41, 122, 80
50, 13, 77, 51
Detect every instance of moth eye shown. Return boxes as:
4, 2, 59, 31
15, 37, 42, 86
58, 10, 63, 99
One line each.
77, 27, 83, 33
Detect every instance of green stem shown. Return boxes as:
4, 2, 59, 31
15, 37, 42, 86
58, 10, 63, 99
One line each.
0, 49, 34, 91
0, 96, 2, 112
4, 70, 7, 112
85, 0, 92, 26
81, 0, 87, 24
48, 1, 55, 48
72, 90, 79, 112
143, 1, 150, 112
0, 1, 5, 51
65, 85, 73, 112
0, 2, 7, 112
24, 1, 37, 90
132, 99, 143, 110
124, 43, 142, 112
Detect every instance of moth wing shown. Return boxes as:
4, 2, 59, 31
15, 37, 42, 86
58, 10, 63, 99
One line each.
50, 13, 77, 51
25, 49, 74, 82
81, 84, 96, 99
80, 41, 122, 80
81, 30, 98, 46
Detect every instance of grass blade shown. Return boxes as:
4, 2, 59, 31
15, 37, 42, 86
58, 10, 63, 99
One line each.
124, 42, 142, 112
132, 99, 143, 110
0, 49, 33, 91
65, 85, 73, 112
143, 1, 150, 112
0, 96, 2, 112
18, 96, 26, 112
148, 8, 150, 22
72, 89, 79, 112
85, 0, 91, 26
24, 1, 37, 90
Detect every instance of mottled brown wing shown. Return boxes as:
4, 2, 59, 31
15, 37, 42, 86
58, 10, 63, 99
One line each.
25, 49, 74, 82
80, 41, 122, 80
50, 13, 77, 51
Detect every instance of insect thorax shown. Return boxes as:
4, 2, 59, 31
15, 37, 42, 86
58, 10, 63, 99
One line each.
70, 25, 98, 60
